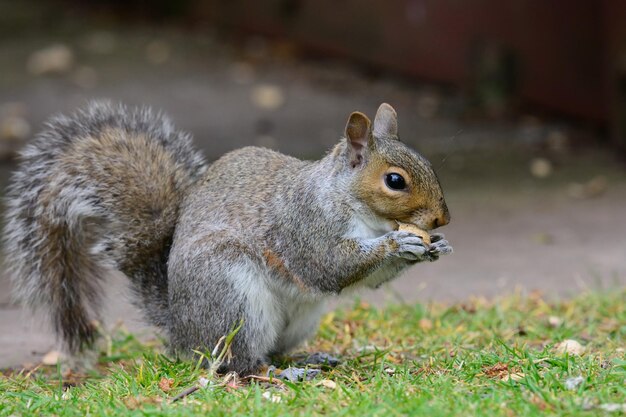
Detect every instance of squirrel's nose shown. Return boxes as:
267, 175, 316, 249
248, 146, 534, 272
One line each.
433, 212, 450, 229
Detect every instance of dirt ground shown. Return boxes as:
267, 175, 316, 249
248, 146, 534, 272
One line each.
1, 23, 625, 368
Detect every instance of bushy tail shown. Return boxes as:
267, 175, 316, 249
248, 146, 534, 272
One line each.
3, 101, 207, 352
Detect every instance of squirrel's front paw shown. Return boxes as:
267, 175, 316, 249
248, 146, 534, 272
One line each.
426, 233, 453, 262
386, 230, 429, 262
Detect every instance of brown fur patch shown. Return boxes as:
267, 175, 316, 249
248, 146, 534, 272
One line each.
356, 156, 429, 222
263, 249, 309, 292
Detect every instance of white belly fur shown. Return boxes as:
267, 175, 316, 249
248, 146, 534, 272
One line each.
230, 213, 400, 356
231, 260, 327, 356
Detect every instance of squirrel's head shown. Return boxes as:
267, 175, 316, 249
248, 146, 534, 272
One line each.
341, 103, 450, 231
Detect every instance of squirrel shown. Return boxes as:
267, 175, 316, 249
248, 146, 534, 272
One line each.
4, 101, 451, 375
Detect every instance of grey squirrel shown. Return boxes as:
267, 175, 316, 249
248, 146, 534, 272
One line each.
4, 101, 451, 375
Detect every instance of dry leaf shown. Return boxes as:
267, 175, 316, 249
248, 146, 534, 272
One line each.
529, 158, 552, 178
418, 318, 433, 331
159, 377, 174, 393
567, 176, 607, 199
42, 350, 61, 365
599, 318, 620, 333
0, 116, 30, 141
529, 394, 550, 411
317, 379, 337, 390
244, 375, 286, 387
27, 44, 74, 75
224, 380, 240, 391
123, 395, 142, 409
221, 372, 240, 391
483, 362, 508, 377
501, 372, 525, 382
251, 85, 285, 110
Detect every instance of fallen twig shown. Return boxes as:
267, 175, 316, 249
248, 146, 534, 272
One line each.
170, 386, 199, 403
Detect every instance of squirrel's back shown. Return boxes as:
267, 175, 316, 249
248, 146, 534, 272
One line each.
4, 101, 206, 352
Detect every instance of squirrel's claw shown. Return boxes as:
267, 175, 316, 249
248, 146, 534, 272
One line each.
429, 233, 446, 243
427, 238, 453, 261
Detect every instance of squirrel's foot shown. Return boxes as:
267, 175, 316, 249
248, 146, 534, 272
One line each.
426, 233, 453, 261
292, 351, 340, 368
268, 365, 321, 382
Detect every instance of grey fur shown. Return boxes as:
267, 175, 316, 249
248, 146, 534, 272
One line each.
3, 101, 451, 374
4, 101, 206, 352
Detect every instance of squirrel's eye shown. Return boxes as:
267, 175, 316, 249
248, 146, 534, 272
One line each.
384, 173, 406, 190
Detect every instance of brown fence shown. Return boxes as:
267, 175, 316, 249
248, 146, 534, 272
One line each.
183, 0, 626, 148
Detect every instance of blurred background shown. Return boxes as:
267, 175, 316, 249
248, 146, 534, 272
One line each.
1, 0, 625, 366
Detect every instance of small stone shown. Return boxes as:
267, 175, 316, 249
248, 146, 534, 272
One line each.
357, 345, 378, 353
554, 339, 585, 356
529, 158, 552, 179
198, 377, 210, 388
27, 44, 74, 75
598, 403, 626, 412
262, 391, 282, 403
547, 316, 563, 328
277, 367, 320, 382
564, 376, 584, 390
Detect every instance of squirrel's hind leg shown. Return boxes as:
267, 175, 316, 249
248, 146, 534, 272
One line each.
167, 234, 281, 375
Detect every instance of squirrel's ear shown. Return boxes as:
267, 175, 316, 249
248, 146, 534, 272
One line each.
345, 111, 372, 168
373, 103, 398, 139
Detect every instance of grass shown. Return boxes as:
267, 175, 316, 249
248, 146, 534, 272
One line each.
1, 291, 624, 416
